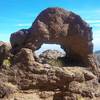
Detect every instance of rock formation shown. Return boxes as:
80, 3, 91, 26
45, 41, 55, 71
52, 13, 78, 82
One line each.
0, 7, 100, 100
10, 7, 98, 74
0, 49, 100, 100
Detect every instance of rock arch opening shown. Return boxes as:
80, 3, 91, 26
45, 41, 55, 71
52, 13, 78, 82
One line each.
35, 43, 66, 56
34, 43, 86, 67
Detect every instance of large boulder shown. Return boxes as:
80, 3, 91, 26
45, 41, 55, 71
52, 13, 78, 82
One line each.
10, 7, 98, 74
13, 48, 35, 66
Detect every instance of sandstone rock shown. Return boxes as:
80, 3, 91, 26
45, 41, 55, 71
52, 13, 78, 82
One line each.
8, 57, 100, 99
13, 48, 35, 66
12, 61, 97, 90
10, 7, 98, 74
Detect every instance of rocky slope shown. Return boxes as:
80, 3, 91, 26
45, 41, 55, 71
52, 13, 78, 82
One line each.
0, 7, 100, 100
0, 44, 100, 100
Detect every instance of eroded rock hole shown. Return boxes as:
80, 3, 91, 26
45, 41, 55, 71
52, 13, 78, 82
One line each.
35, 43, 85, 67
35, 43, 65, 56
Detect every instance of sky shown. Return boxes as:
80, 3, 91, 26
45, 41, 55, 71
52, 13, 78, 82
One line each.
0, 0, 100, 52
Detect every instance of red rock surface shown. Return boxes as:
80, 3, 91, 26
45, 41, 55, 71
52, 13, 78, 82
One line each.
10, 7, 98, 73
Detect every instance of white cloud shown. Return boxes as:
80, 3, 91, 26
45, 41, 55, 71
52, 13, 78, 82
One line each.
17, 23, 31, 27
93, 30, 100, 51
85, 19, 100, 27
93, 30, 100, 34
86, 20, 100, 23
93, 37, 100, 51
92, 24, 100, 27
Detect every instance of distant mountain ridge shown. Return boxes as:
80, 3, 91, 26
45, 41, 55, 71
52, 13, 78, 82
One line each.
95, 50, 100, 65
95, 50, 100, 54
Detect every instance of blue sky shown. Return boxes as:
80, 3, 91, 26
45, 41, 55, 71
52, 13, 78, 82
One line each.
0, 0, 100, 52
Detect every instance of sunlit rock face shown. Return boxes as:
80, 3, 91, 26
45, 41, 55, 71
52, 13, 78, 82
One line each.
10, 7, 98, 72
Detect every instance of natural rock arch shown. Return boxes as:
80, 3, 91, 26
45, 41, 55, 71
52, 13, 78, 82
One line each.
10, 7, 98, 72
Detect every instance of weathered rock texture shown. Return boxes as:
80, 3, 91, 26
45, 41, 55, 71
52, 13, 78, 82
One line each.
0, 7, 100, 100
0, 49, 100, 100
10, 7, 98, 74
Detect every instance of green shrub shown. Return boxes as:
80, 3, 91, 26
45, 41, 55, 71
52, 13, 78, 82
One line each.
2, 58, 11, 69
77, 95, 84, 100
